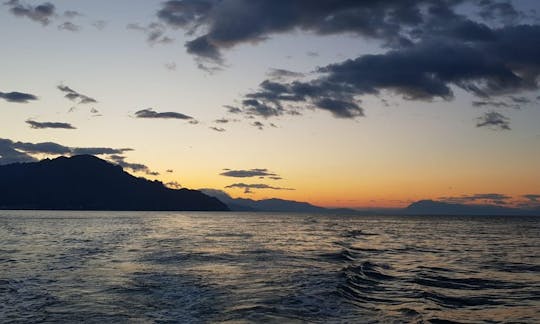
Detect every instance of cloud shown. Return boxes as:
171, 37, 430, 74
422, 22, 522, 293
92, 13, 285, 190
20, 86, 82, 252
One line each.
210, 127, 226, 132
266, 68, 305, 81
127, 23, 174, 45
26, 120, 76, 129
12, 141, 71, 155
478, 0, 521, 23
0, 138, 159, 177
517, 194, 540, 209
225, 182, 294, 194
220, 168, 280, 179
0, 139, 38, 164
156, 1, 440, 63
134, 108, 194, 120
472, 100, 517, 109
57, 84, 97, 104
153, 1, 539, 128
63, 10, 82, 18
509, 96, 531, 104
252, 121, 264, 130
439, 193, 512, 205
0, 90, 38, 103
4, 0, 55, 26
476, 111, 511, 130
165, 181, 182, 189
0, 138, 129, 165
523, 194, 540, 202
236, 22, 540, 120
224, 105, 242, 114
58, 21, 81, 32
71, 148, 132, 156
109, 154, 159, 176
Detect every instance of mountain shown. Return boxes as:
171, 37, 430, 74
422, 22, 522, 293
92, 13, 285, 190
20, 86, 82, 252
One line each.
200, 189, 357, 213
404, 199, 536, 216
0, 155, 228, 211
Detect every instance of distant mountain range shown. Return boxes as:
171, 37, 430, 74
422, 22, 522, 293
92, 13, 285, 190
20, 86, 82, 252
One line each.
201, 190, 538, 216
200, 189, 333, 212
0, 155, 537, 215
403, 199, 538, 216
0, 155, 228, 211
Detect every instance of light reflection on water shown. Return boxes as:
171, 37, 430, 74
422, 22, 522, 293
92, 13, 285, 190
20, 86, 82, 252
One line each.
0, 211, 539, 323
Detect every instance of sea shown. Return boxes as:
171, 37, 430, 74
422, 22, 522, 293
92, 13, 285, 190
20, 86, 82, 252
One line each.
0, 211, 539, 323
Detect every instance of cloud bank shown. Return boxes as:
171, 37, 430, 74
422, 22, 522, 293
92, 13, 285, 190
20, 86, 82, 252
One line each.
154, 0, 538, 129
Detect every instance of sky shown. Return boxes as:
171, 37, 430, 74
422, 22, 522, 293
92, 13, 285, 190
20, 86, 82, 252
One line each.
1, 0, 539, 208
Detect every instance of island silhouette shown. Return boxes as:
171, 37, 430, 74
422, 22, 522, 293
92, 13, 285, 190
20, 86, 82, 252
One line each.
0, 155, 227, 211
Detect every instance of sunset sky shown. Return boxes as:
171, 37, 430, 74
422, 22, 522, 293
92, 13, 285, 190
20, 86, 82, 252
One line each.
1, 0, 539, 208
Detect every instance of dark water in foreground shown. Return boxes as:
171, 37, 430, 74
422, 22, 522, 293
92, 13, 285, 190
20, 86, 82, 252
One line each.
0, 211, 539, 323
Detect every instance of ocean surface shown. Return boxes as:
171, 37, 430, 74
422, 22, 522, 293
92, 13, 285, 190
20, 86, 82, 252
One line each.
0, 211, 539, 323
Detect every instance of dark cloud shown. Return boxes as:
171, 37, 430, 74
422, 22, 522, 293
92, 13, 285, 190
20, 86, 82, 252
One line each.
26, 120, 76, 130
220, 168, 279, 179
72, 148, 132, 156
509, 96, 531, 104
57, 84, 98, 104
12, 141, 71, 155
478, 0, 521, 23
156, 0, 438, 63
252, 121, 264, 130
134, 108, 194, 120
214, 118, 229, 124
0, 139, 38, 164
225, 182, 294, 194
476, 111, 511, 130
5, 0, 55, 26
235, 23, 540, 120
127, 22, 174, 45
154, 1, 538, 128
0, 90, 38, 103
439, 193, 512, 205
210, 127, 226, 132
266, 68, 305, 81
0, 138, 134, 167
58, 21, 81, 32
224, 105, 242, 114
472, 100, 517, 109
109, 154, 159, 176
165, 181, 182, 189
307, 51, 319, 57
156, 1, 527, 65
166, 169, 174, 173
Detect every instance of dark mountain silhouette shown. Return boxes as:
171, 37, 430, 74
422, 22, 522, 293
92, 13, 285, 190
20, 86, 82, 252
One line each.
404, 199, 536, 216
0, 155, 228, 211
200, 189, 358, 213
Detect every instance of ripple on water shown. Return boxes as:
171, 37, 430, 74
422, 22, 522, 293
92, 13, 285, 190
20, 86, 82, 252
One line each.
0, 212, 539, 323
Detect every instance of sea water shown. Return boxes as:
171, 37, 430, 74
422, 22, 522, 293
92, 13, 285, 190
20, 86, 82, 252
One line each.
1, 211, 539, 323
